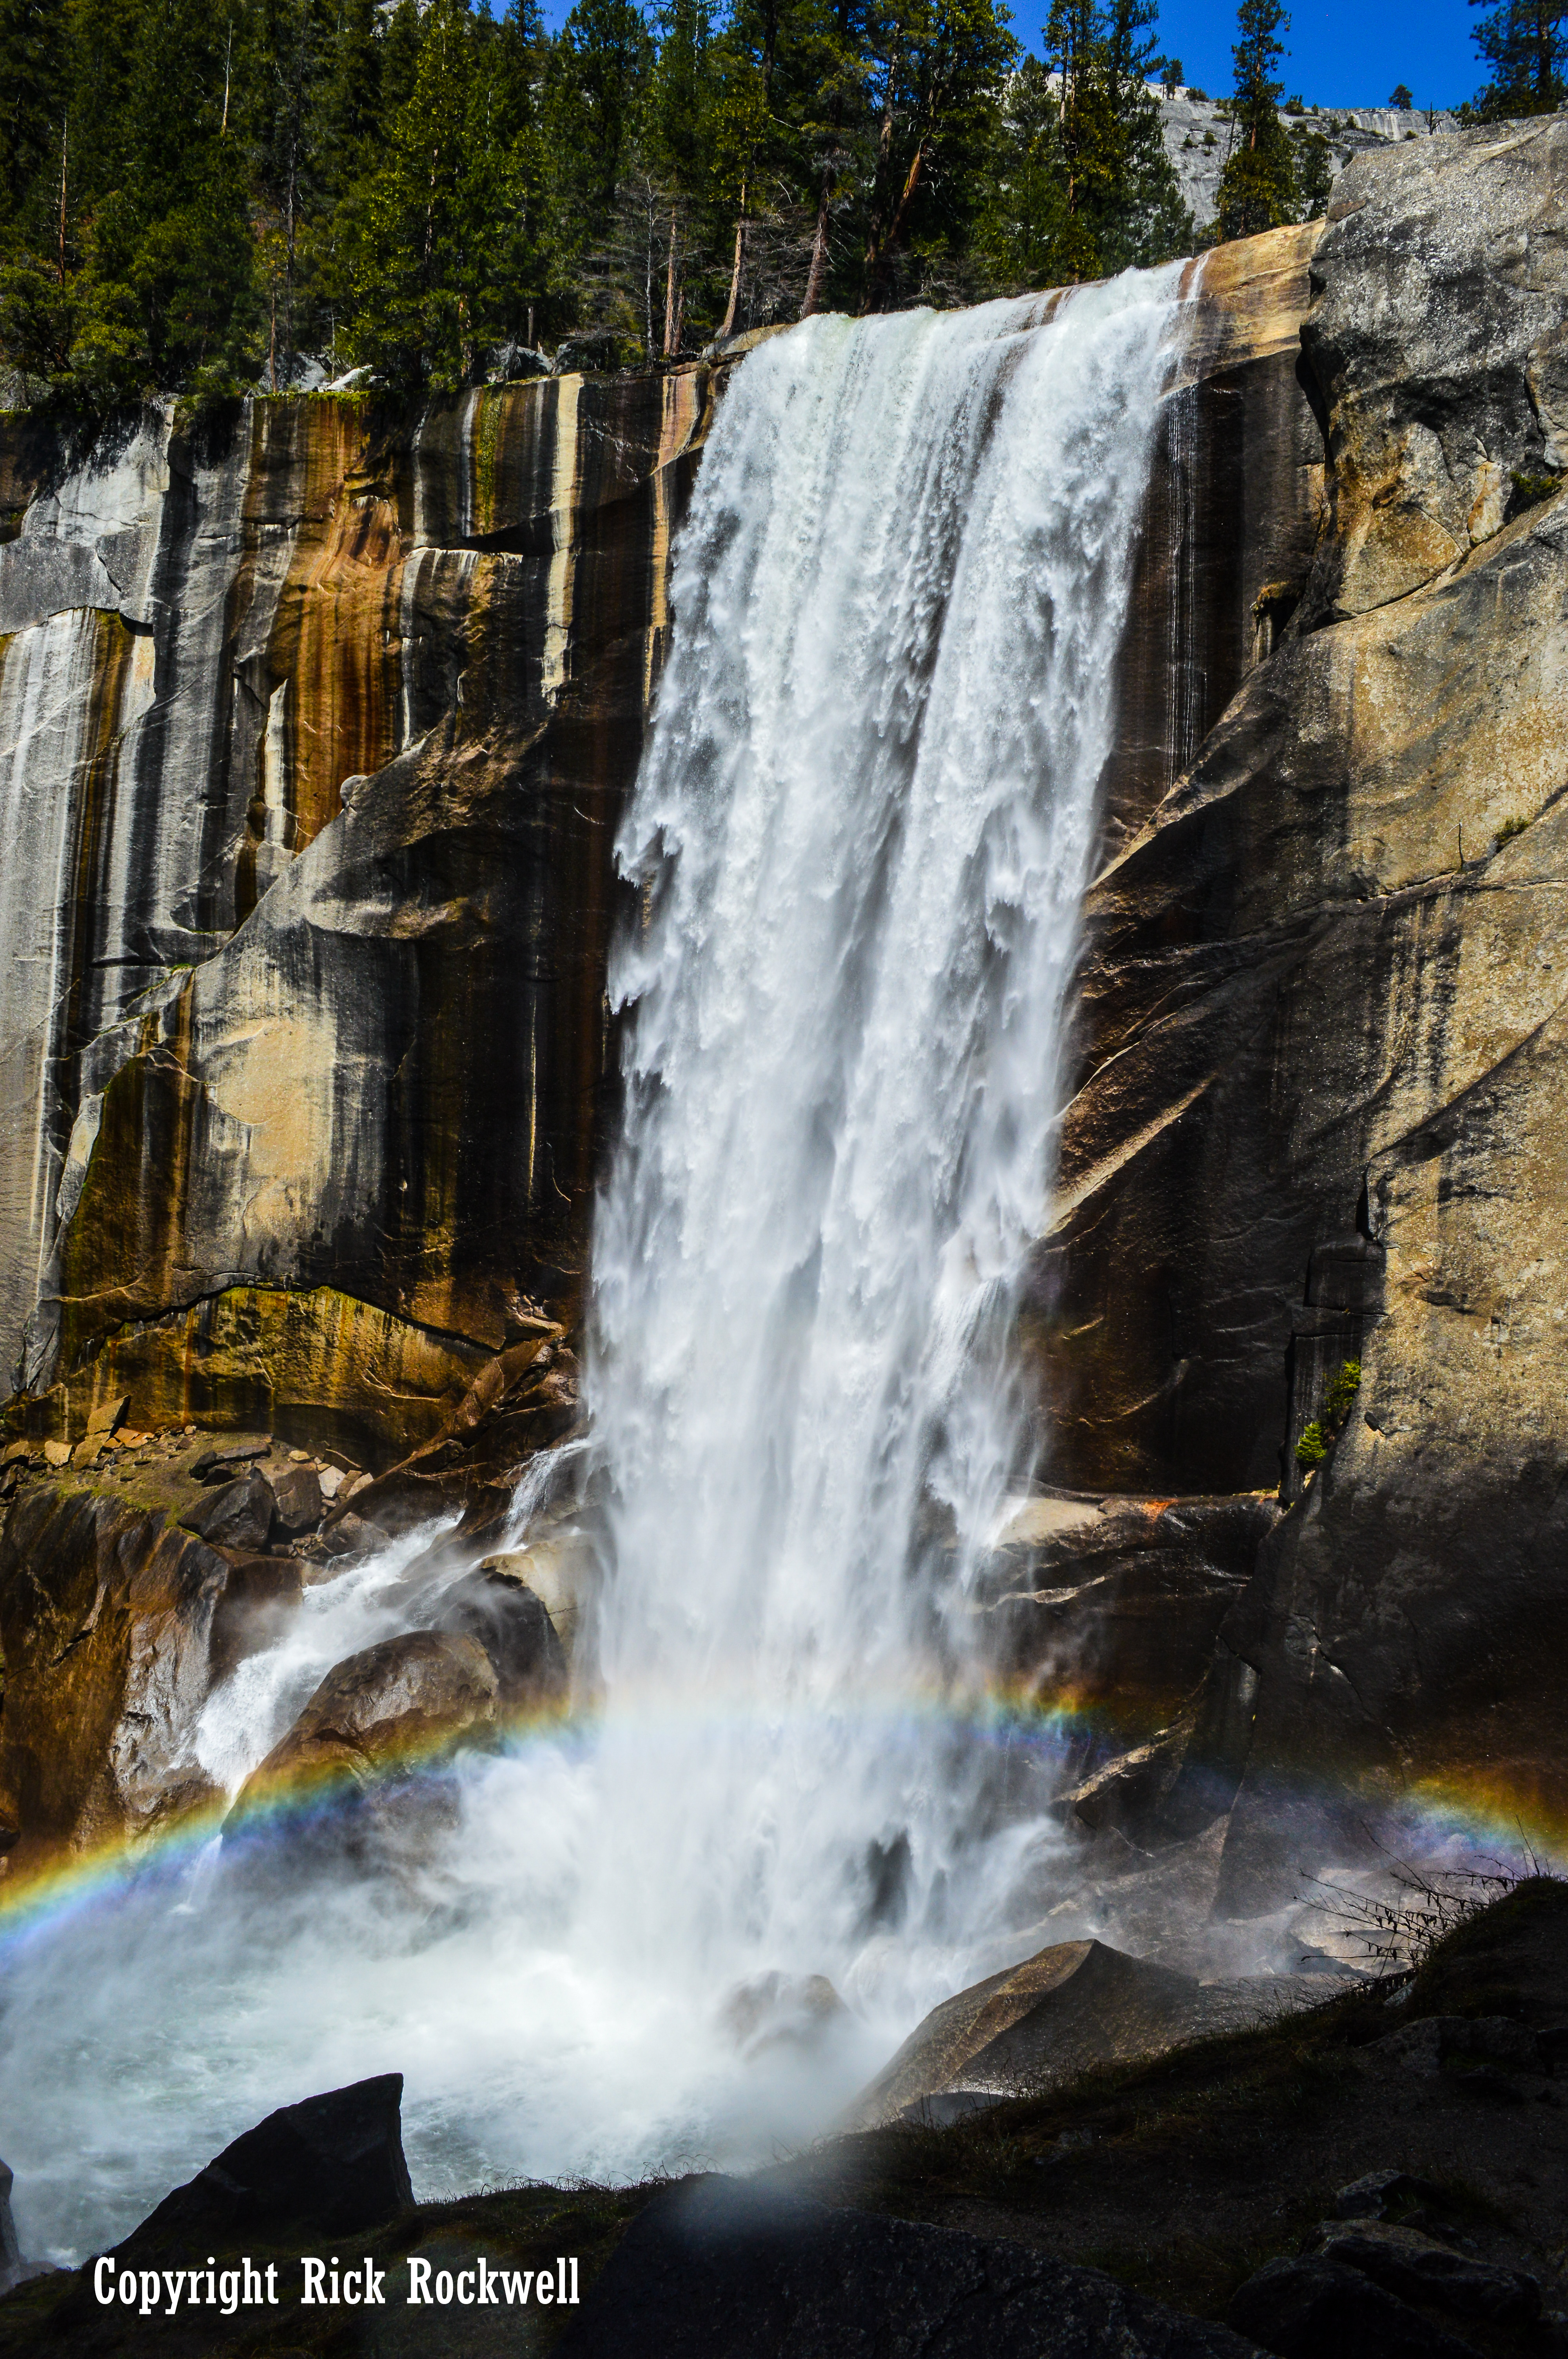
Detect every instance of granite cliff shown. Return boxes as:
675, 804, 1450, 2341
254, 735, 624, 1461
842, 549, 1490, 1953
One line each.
1, 120, 1565, 1903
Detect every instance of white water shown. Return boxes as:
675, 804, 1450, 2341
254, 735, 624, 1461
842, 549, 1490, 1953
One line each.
0, 271, 1185, 2264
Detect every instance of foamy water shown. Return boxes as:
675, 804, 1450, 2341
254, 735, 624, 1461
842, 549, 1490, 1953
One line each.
0, 272, 1186, 2263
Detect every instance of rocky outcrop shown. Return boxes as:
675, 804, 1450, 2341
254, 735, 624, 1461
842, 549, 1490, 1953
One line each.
227, 1628, 503, 1830
118, 2074, 412, 2246
556, 2178, 1264, 2359
846, 1939, 1202, 2128
0, 1436, 351, 1865
1035, 119, 1568, 1885
0, 235, 1312, 1483
0, 1484, 226, 1865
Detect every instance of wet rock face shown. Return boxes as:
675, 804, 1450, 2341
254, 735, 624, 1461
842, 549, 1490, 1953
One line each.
229, 1627, 502, 1826
0, 1485, 227, 1862
430, 1567, 568, 1709
1032, 118, 1568, 1861
0, 373, 711, 1457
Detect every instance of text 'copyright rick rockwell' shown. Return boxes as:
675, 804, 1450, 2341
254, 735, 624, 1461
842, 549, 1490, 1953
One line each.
93, 2254, 581, 2314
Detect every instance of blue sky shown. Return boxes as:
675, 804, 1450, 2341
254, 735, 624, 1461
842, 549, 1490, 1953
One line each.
532, 0, 1485, 114
1125, 0, 1480, 110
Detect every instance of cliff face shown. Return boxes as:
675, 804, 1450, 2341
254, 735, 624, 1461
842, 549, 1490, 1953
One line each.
2, 128, 1564, 1886
1037, 119, 1568, 1882
0, 371, 709, 1463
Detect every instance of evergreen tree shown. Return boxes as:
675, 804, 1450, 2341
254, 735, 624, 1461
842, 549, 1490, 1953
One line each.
858, 0, 1017, 311
0, 0, 67, 240
1215, 0, 1296, 241
1468, 0, 1568, 115
981, 0, 1186, 289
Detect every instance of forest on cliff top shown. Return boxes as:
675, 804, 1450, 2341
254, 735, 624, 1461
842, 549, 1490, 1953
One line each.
0, 0, 1563, 407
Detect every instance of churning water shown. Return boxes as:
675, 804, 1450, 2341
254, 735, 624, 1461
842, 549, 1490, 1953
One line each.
0, 269, 1185, 2263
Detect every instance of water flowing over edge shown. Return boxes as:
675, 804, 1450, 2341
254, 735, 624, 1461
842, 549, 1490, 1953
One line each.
0, 266, 1188, 2263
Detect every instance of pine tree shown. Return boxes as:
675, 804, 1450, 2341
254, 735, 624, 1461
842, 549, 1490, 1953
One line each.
351, 0, 478, 386
1468, 0, 1568, 115
981, 0, 1187, 290
858, 0, 1017, 311
1215, 0, 1296, 242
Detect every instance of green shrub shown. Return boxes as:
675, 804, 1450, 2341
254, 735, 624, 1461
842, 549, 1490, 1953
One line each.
1294, 1421, 1327, 1470
1323, 1358, 1362, 1425
1510, 469, 1564, 513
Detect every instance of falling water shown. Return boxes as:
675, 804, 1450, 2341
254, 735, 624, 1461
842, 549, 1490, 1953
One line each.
584, 269, 1187, 2010
0, 269, 1185, 2262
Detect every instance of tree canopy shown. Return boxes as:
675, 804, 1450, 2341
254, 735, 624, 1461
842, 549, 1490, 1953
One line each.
0, 0, 1355, 409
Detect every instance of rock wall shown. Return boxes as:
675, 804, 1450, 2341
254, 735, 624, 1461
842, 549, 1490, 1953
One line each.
0, 258, 1313, 1469
0, 370, 710, 1463
1037, 118, 1568, 1884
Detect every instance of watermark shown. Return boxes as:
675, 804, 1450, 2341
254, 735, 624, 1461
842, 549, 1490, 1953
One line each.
91, 2254, 580, 2315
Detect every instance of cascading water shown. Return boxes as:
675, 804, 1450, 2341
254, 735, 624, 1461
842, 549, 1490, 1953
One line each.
0, 267, 1185, 2264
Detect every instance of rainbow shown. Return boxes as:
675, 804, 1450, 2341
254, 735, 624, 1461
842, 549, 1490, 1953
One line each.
0, 1679, 1559, 1961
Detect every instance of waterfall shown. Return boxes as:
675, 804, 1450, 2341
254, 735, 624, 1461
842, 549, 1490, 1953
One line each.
0, 269, 1184, 2262
584, 272, 1186, 2009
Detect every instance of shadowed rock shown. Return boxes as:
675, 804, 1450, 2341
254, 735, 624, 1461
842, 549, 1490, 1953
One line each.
180, 1469, 276, 1553
1311, 2221, 1539, 2324
556, 2177, 1263, 2359
42, 2076, 413, 2343
128, 2075, 412, 2247
1227, 2256, 1480, 2359
847, 1939, 1201, 2128
208, 1554, 305, 1681
430, 1567, 568, 1709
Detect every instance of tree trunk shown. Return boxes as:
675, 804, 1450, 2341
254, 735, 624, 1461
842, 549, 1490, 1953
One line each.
862, 138, 928, 314
800, 168, 833, 318
662, 209, 679, 358
719, 185, 747, 341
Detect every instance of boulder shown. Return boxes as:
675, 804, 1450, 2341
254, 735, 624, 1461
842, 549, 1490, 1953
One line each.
430, 1567, 568, 1709
846, 1939, 1201, 2128
1332, 2170, 1445, 2224
269, 1461, 323, 1535
180, 1468, 276, 1553
1312, 2221, 1539, 2324
226, 1629, 500, 1830
719, 1974, 851, 2061
208, 1554, 305, 1681
1227, 2256, 1480, 2359
61, 2078, 411, 2300
189, 1437, 272, 1485
556, 2177, 1263, 2359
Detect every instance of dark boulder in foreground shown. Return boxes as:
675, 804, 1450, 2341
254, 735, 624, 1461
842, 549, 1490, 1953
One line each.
122, 2074, 414, 2248
1226, 2255, 1482, 2358
46, 2078, 414, 2337
557, 2177, 1263, 2359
